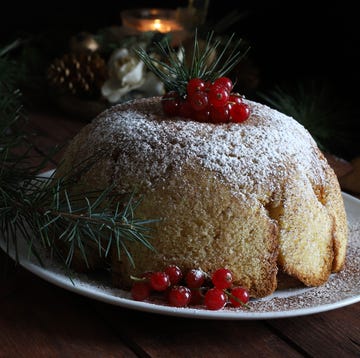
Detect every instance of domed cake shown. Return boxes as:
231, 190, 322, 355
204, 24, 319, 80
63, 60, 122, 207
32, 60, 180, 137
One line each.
57, 96, 348, 298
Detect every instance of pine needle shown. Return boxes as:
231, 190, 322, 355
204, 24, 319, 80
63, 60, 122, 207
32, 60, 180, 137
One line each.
135, 30, 249, 96
258, 80, 359, 157
0, 41, 158, 274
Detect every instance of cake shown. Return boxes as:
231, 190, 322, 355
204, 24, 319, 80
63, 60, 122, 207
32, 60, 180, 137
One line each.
56, 96, 348, 298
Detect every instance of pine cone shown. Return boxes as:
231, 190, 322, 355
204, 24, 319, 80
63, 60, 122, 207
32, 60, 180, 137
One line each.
47, 52, 107, 99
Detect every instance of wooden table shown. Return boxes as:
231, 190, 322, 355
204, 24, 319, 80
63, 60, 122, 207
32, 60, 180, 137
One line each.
0, 111, 359, 357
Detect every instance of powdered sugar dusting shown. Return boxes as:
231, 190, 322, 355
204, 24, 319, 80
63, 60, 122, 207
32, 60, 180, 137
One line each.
83, 97, 327, 199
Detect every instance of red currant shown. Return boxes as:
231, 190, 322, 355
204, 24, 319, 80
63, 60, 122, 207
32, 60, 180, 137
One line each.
150, 272, 170, 291
162, 91, 180, 116
164, 265, 183, 285
189, 289, 204, 305
178, 98, 193, 119
213, 77, 233, 92
185, 269, 205, 289
168, 286, 192, 307
229, 287, 250, 307
204, 288, 227, 310
209, 104, 230, 123
208, 84, 230, 108
228, 93, 243, 105
230, 103, 250, 123
189, 91, 209, 111
187, 78, 206, 96
211, 268, 233, 289
193, 108, 210, 122
131, 281, 151, 301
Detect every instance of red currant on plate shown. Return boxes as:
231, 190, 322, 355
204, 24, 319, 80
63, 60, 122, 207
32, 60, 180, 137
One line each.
185, 269, 205, 288
168, 286, 192, 307
150, 272, 171, 291
229, 287, 250, 307
164, 265, 183, 285
131, 281, 151, 301
204, 288, 227, 310
211, 268, 233, 289
189, 288, 204, 305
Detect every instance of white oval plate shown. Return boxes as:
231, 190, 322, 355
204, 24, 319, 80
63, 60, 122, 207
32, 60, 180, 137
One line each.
1, 182, 359, 319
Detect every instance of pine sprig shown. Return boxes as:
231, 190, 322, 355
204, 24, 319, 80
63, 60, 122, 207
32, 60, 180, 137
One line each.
0, 41, 157, 272
35, 176, 156, 268
135, 31, 249, 96
1, 154, 157, 270
258, 81, 359, 157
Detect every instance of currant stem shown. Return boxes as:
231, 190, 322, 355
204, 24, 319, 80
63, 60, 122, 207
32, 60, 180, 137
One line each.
130, 275, 147, 282
224, 289, 251, 309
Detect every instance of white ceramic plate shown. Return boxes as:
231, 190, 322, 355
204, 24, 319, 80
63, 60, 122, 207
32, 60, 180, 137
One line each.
1, 172, 359, 319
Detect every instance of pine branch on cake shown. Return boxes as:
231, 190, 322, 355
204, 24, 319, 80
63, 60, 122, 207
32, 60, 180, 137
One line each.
136, 31, 251, 124
135, 30, 249, 97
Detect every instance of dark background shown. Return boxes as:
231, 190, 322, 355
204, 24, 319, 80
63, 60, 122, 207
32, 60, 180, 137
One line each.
1, 1, 359, 157
1, 1, 358, 85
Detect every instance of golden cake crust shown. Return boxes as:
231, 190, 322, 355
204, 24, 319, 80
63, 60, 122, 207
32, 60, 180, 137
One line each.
57, 97, 348, 297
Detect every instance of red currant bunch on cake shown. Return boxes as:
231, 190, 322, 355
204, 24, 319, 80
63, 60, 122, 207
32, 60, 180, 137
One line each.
161, 77, 250, 124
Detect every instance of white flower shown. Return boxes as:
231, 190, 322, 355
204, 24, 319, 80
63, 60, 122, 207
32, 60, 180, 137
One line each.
102, 48, 145, 103
101, 47, 164, 103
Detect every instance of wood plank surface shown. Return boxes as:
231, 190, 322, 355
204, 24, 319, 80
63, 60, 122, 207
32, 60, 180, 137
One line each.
267, 304, 360, 357
92, 302, 305, 358
0, 252, 136, 357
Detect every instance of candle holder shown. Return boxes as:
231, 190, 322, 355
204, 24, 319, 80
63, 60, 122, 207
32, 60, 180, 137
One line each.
121, 8, 183, 34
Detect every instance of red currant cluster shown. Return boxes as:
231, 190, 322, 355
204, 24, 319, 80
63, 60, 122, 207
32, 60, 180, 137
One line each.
130, 265, 250, 311
161, 77, 250, 124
